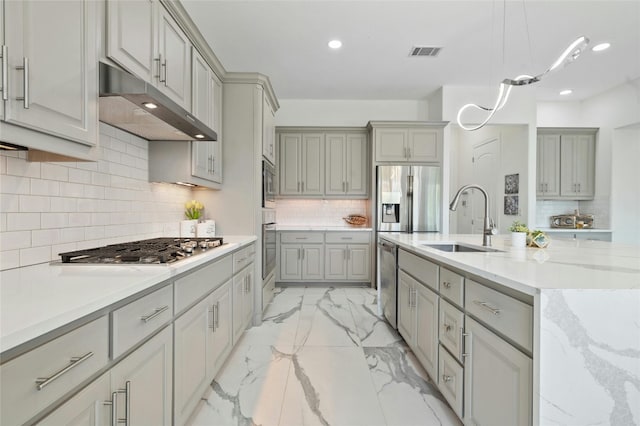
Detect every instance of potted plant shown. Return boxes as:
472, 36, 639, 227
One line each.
181, 200, 204, 237
509, 220, 529, 247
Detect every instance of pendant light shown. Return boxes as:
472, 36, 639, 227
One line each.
457, 2, 590, 131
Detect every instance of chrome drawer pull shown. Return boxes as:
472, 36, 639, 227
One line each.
461, 331, 471, 358
473, 300, 501, 316
442, 374, 453, 383
1, 45, 7, 101
140, 305, 169, 323
442, 281, 451, 289
215, 301, 220, 329
209, 305, 216, 330
35, 351, 94, 390
15, 57, 29, 108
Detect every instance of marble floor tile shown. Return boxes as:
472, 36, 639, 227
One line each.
302, 286, 347, 305
240, 296, 303, 347
188, 344, 293, 426
365, 346, 462, 426
295, 294, 361, 347
279, 346, 387, 426
349, 301, 403, 348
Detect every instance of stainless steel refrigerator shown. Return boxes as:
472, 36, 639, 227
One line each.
376, 165, 441, 233
376, 165, 441, 329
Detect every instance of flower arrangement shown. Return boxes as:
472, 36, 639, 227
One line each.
184, 200, 204, 220
508, 220, 529, 233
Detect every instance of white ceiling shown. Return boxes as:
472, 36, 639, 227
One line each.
182, 0, 640, 102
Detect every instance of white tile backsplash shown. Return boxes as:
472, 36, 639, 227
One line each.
275, 199, 369, 226
535, 197, 610, 229
0, 124, 193, 270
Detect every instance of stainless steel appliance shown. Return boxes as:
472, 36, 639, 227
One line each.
262, 160, 276, 209
376, 165, 441, 233
58, 237, 224, 264
99, 63, 217, 141
378, 238, 397, 329
551, 214, 594, 229
262, 210, 276, 279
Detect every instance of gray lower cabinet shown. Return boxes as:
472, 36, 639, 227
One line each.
464, 317, 532, 426
392, 245, 533, 425
277, 231, 372, 283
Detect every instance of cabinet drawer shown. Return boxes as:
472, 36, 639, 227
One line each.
0, 317, 109, 426
465, 280, 533, 352
440, 267, 464, 308
325, 232, 370, 244
398, 249, 439, 291
112, 285, 173, 358
438, 344, 463, 419
439, 299, 464, 362
233, 243, 256, 273
175, 255, 233, 313
280, 232, 324, 244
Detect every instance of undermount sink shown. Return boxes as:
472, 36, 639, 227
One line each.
422, 243, 503, 253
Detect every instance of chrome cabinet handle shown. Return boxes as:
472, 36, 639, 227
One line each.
122, 381, 131, 426
1, 45, 7, 101
211, 155, 215, 175
16, 57, 29, 108
461, 331, 471, 359
154, 54, 162, 80
442, 375, 453, 383
209, 305, 216, 330
407, 147, 411, 158
341, 237, 353, 240
161, 58, 167, 84
295, 237, 308, 240
140, 305, 169, 323
442, 281, 451, 289
578, 183, 581, 192
297, 181, 300, 192
35, 351, 94, 390
345, 181, 348, 192
473, 300, 501, 316
301, 181, 304, 192
104, 391, 118, 426
215, 301, 220, 329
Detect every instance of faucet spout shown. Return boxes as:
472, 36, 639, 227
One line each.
449, 184, 496, 246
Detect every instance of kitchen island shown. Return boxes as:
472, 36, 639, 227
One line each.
378, 233, 640, 426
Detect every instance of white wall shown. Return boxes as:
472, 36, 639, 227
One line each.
0, 124, 193, 270
275, 99, 429, 127
611, 127, 640, 245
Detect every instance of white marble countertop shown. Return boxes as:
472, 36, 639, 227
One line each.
378, 233, 640, 295
0, 236, 256, 355
535, 227, 613, 233
277, 225, 372, 232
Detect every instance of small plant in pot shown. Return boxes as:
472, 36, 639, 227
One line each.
509, 220, 529, 247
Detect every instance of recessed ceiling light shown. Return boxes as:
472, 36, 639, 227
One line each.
592, 42, 611, 52
194, 134, 205, 139
328, 40, 342, 49
560, 89, 573, 96
143, 102, 158, 109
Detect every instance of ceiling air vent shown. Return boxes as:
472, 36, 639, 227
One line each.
409, 46, 442, 57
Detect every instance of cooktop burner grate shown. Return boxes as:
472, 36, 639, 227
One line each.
59, 237, 224, 264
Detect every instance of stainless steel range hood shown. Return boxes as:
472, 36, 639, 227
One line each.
99, 62, 217, 142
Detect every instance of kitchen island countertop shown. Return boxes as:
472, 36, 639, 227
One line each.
0, 236, 256, 355
276, 225, 372, 231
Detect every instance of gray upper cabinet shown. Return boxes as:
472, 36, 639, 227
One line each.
325, 132, 368, 198
107, 0, 191, 109
279, 132, 324, 196
369, 122, 444, 164
262, 96, 276, 165
537, 129, 596, 200
2, 0, 98, 148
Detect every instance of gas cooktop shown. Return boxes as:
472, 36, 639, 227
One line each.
58, 237, 225, 265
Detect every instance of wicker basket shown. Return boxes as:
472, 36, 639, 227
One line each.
343, 215, 367, 226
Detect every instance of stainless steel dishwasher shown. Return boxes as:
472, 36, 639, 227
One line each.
377, 237, 398, 329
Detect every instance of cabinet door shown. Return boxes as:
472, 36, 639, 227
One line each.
36, 374, 111, 426
325, 134, 347, 195
4, 0, 98, 146
347, 244, 370, 281
280, 244, 301, 280
397, 271, 415, 345
536, 134, 560, 197
110, 326, 173, 426
464, 317, 532, 426
279, 134, 302, 195
263, 96, 276, 164
232, 270, 247, 344
210, 72, 223, 183
301, 133, 324, 195
572, 134, 595, 198
173, 297, 210, 426
324, 244, 347, 280
209, 280, 233, 379
375, 128, 407, 162
106, 0, 156, 83
157, 6, 191, 109
0, 4, 4, 120
407, 129, 439, 162
415, 283, 438, 379
346, 133, 368, 196
302, 244, 324, 280
191, 48, 211, 126
191, 141, 212, 180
